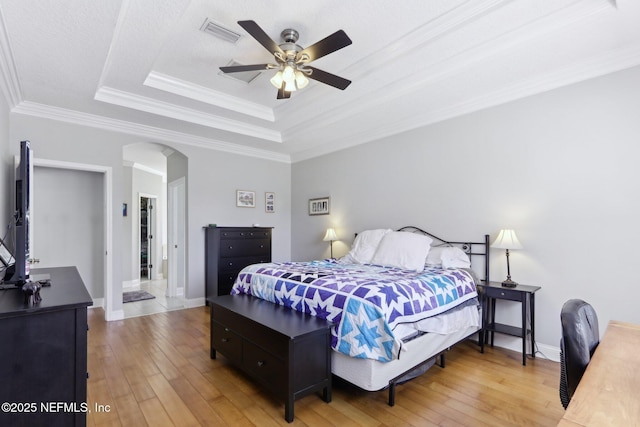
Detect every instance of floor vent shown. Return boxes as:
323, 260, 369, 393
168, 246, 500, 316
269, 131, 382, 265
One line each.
200, 19, 241, 44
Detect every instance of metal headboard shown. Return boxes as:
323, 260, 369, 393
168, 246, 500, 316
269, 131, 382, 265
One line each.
352, 226, 490, 281
396, 226, 490, 281
350, 226, 489, 282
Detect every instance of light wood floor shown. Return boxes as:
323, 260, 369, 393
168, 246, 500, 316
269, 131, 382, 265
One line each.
87, 306, 565, 426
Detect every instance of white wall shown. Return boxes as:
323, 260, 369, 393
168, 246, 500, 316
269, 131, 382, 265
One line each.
121, 164, 133, 284
8, 114, 292, 311
33, 167, 104, 298
179, 145, 291, 301
292, 65, 640, 358
9, 116, 128, 316
0, 91, 10, 236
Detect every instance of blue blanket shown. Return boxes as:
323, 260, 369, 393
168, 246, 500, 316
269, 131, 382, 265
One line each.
231, 259, 478, 362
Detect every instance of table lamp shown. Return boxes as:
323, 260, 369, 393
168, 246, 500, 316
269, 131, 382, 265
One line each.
491, 229, 523, 288
323, 228, 338, 259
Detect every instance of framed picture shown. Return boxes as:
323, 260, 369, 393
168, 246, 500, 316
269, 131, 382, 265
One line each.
236, 190, 255, 208
309, 197, 330, 215
265, 192, 275, 213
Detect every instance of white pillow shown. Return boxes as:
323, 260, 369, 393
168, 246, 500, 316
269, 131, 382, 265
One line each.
345, 229, 391, 264
426, 246, 471, 269
370, 231, 433, 272
441, 247, 471, 269
426, 246, 446, 267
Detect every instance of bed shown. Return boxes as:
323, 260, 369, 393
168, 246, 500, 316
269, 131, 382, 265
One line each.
230, 226, 490, 405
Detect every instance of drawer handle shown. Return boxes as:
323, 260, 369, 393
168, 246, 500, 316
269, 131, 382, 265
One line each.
259, 244, 264, 248
224, 327, 230, 332
221, 338, 229, 343
240, 232, 245, 236
257, 361, 265, 367
228, 262, 234, 266
500, 292, 505, 296
228, 246, 233, 250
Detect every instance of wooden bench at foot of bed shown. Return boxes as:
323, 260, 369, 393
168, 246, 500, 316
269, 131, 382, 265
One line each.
209, 294, 332, 423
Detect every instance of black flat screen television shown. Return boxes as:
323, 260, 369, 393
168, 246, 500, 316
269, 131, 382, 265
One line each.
2, 140, 31, 285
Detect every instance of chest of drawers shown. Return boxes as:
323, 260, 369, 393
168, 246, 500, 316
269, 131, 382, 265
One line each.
209, 294, 332, 423
205, 226, 272, 298
0, 267, 92, 427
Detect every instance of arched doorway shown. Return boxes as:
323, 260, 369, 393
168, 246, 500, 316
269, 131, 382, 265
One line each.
122, 142, 187, 317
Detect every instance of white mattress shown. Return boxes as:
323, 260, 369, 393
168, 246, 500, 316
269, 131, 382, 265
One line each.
331, 304, 480, 391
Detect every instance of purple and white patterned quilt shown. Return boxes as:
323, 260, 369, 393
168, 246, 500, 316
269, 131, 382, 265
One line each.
231, 259, 478, 362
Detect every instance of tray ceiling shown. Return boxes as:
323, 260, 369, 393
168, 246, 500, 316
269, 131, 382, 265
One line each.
1, 0, 639, 162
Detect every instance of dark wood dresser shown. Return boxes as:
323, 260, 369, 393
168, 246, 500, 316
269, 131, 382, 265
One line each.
209, 294, 332, 423
204, 226, 272, 298
0, 266, 93, 427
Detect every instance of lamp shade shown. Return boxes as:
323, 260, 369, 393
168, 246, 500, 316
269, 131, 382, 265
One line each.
491, 229, 523, 250
323, 228, 338, 242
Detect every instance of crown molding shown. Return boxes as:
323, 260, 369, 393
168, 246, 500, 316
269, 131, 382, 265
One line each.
284, 0, 616, 144
0, 6, 22, 108
144, 71, 275, 122
12, 101, 291, 163
291, 44, 640, 163
94, 86, 282, 143
277, 0, 514, 120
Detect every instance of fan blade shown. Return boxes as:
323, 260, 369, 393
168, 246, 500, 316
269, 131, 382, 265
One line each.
238, 20, 284, 56
297, 30, 352, 63
276, 83, 291, 99
219, 64, 271, 73
306, 66, 351, 90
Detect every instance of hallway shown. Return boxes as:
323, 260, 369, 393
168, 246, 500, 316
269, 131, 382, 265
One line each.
122, 278, 185, 318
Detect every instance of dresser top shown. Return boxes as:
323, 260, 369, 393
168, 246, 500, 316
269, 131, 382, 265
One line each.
204, 226, 273, 229
0, 266, 92, 318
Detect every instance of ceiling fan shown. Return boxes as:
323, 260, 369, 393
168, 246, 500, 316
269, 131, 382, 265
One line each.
219, 20, 352, 99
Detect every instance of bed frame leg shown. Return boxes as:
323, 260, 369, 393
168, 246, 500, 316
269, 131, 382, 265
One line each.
439, 352, 446, 368
388, 382, 396, 406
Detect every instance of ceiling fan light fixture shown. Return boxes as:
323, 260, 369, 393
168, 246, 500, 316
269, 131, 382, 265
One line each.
225, 21, 352, 99
270, 67, 309, 92
284, 80, 297, 92
282, 65, 295, 82
294, 70, 309, 89
270, 71, 284, 88
280, 64, 298, 91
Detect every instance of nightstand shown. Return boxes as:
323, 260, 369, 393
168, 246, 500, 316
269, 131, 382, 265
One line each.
477, 281, 541, 365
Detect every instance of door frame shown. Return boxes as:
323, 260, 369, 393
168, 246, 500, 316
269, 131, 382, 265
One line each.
138, 193, 157, 282
167, 177, 186, 298
32, 158, 117, 320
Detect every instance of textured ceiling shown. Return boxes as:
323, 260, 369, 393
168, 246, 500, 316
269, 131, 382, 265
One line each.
1, 0, 639, 163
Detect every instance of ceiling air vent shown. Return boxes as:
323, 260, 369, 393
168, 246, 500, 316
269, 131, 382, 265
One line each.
218, 60, 262, 84
200, 19, 241, 43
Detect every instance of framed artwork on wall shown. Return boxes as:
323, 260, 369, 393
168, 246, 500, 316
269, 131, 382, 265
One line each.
309, 197, 330, 215
265, 192, 275, 213
236, 190, 255, 208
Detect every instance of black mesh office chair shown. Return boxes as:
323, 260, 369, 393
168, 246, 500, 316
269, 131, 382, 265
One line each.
559, 299, 600, 409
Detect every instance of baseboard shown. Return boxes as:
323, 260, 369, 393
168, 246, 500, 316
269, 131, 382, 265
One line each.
123, 279, 139, 289
489, 335, 560, 362
105, 309, 125, 321
536, 342, 560, 362
91, 297, 104, 308
184, 297, 205, 308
